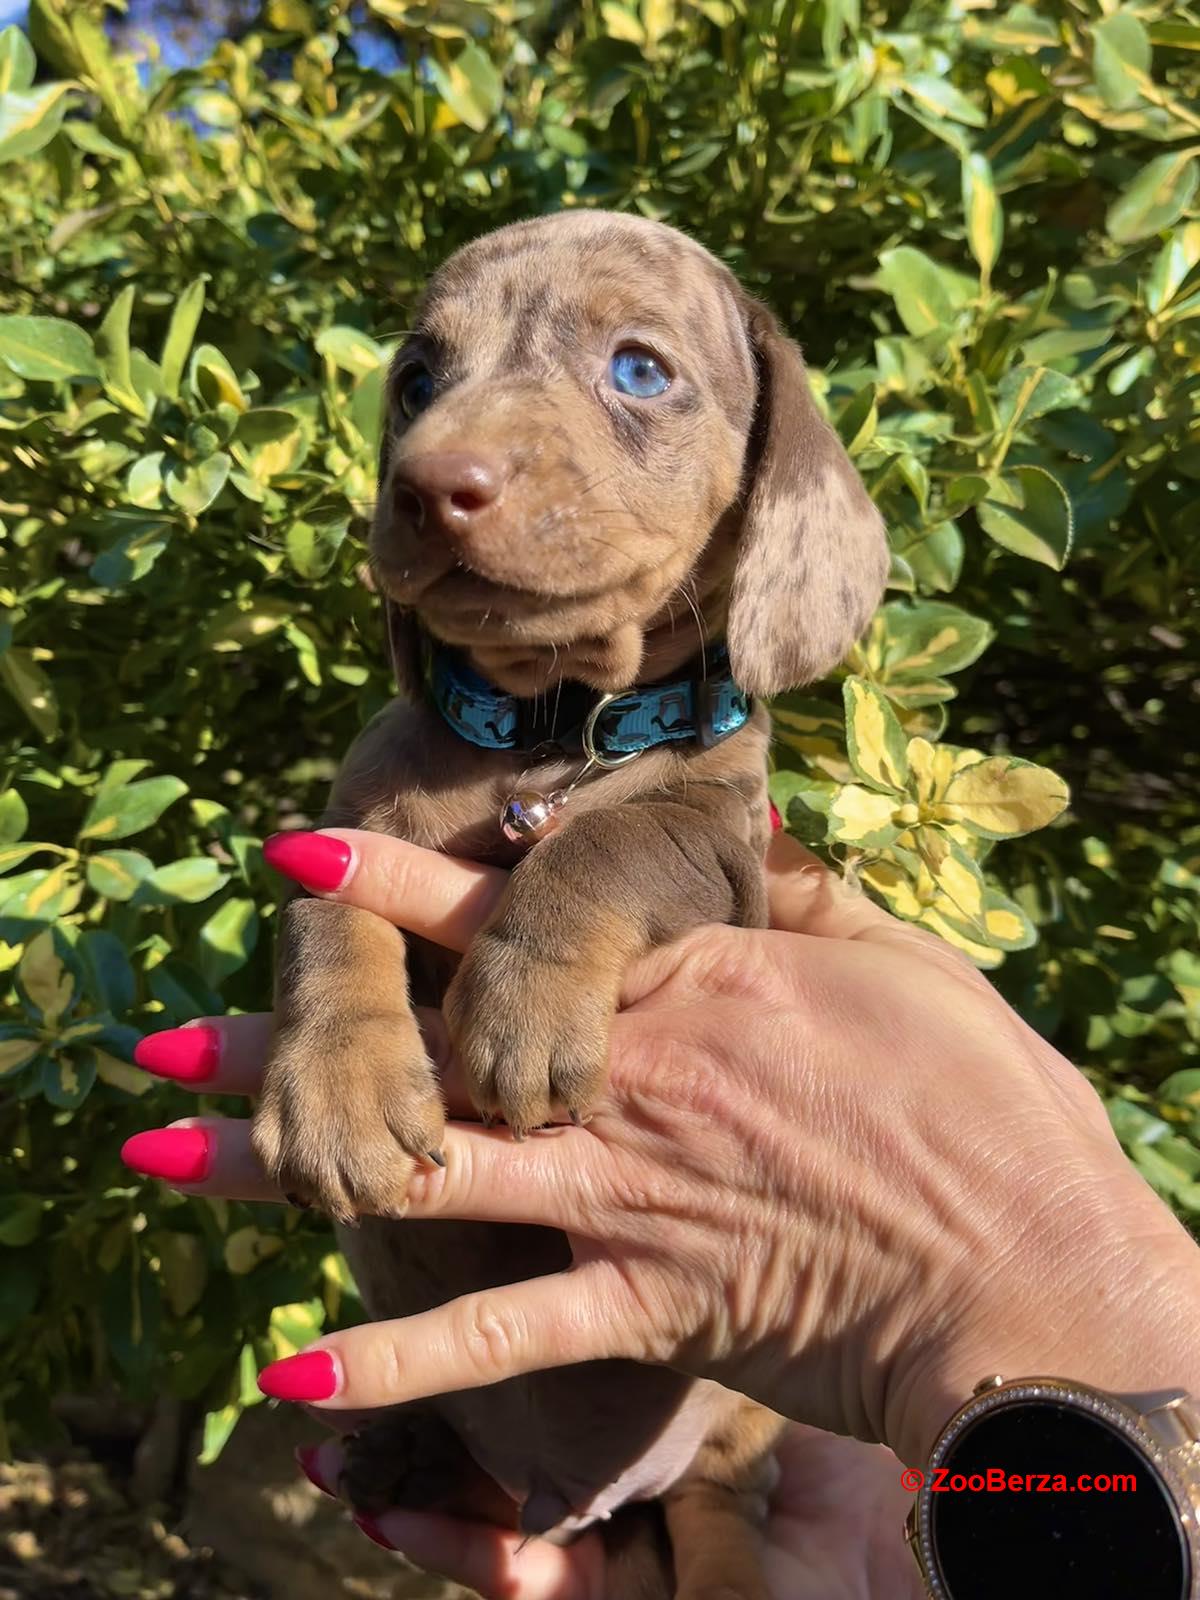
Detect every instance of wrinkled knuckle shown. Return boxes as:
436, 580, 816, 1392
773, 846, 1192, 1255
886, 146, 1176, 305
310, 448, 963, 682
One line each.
458, 1293, 522, 1383
374, 1329, 407, 1404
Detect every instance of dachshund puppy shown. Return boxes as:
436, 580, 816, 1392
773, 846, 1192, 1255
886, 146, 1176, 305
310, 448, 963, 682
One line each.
254, 209, 889, 1598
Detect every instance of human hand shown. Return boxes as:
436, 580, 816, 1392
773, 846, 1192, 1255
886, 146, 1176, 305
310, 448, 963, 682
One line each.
292, 1421, 922, 1600
124, 827, 1200, 1466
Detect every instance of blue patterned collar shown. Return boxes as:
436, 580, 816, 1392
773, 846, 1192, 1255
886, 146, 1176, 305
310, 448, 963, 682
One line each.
422, 636, 751, 759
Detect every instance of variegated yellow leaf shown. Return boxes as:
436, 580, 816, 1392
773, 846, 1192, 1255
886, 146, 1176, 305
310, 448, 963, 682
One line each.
843, 677, 909, 793
981, 893, 1037, 951
774, 732, 855, 784
828, 786, 900, 848
224, 1226, 285, 1275
919, 908, 1004, 968
19, 928, 73, 1025
860, 860, 922, 919
0, 1037, 40, 1077
940, 756, 1069, 838
928, 845, 986, 921
906, 738, 981, 804
94, 1050, 153, 1096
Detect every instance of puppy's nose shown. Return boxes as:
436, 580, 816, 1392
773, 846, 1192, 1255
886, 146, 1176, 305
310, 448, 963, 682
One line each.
392, 451, 505, 538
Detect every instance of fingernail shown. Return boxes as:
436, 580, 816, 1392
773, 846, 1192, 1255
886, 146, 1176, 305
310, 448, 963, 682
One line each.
352, 1513, 394, 1551
120, 1126, 212, 1184
263, 831, 353, 893
258, 1349, 339, 1402
769, 801, 783, 832
134, 1026, 220, 1084
294, 1444, 334, 1497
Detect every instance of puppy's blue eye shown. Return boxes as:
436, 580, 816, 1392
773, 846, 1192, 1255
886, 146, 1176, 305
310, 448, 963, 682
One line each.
609, 347, 671, 398
399, 367, 435, 419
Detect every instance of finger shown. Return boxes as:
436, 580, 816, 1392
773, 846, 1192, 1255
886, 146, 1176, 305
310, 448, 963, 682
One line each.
356, 1508, 598, 1600
765, 831, 939, 948
132, 1009, 478, 1116
263, 828, 507, 953
121, 1115, 595, 1231
257, 1266, 626, 1410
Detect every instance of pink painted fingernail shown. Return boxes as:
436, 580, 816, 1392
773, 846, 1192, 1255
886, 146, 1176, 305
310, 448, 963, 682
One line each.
769, 801, 783, 832
120, 1126, 212, 1184
263, 831, 353, 893
134, 1026, 220, 1083
352, 1513, 394, 1550
294, 1444, 334, 1497
258, 1349, 339, 1402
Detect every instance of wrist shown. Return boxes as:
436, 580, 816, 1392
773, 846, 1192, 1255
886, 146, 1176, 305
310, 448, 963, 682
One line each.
883, 1163, 1200, 1467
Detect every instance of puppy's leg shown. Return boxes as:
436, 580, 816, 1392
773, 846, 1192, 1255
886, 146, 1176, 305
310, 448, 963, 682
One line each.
252, 895, 444, 1222
340, 1406, 518, 1526
444, 788, 764, 1134
662, 1402, 785, 1600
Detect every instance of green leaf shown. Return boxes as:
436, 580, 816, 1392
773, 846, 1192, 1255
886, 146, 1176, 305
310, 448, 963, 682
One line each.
1092, 13, 1152, 111
0, 315, 99, 382
78, 929, 135, 1015
0, 81, 75, 165
91, 520, 172, 587
977, 466, 1074, 570
80, 775, 188, 842
142, 856, 225, 905
86, 848, 154, 901
198, 896, 259, 987
0, 648, 59, 740
994, 366, 1082, 432
0, 1195, 43, 1247
902, 521, 964, 594
901, 73, 986, 127
315, 325, 387, 377
165, 452, 231, 514
189, 344, 246, 410
842, 677, 909, 793
160, 276, 209, 397
126, 452, 166, 508
286, 513, 348, 579
961, 153, 1003, 286
941, 755, 1070, 839
429, 41, 503, 132
0, 26, 36, 94
95, 285, 145, 416
0, 789, 28, 845
1107, 150, 1200, 244
875, 247, 971, 337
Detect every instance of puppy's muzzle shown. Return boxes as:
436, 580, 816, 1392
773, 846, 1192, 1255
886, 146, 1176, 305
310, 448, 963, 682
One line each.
392, 450, 508, 548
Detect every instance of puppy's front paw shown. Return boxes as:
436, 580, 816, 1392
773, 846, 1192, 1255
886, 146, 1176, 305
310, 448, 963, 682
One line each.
251, 1016, 445, 1222
444, 933, 617, 1136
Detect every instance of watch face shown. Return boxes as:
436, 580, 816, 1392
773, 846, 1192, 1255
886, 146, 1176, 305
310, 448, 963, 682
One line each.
929, 1399, 1189, 1600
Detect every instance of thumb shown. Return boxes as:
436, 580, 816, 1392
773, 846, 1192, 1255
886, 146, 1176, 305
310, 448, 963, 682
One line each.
257, 1265, 630, 1410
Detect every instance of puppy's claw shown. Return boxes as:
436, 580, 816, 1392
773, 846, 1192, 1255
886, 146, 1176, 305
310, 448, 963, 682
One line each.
568, 1109, 582, 1127
426, 1148, 446, 1168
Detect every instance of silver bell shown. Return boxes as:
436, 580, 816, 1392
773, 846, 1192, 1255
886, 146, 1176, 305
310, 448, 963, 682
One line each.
499, 788, 568, 843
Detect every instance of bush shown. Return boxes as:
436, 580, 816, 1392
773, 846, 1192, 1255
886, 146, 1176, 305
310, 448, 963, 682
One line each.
0, 0, 1197, 1458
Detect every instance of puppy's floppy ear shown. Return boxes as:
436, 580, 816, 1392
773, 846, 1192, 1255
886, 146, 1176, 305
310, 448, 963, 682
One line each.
375, 396, 423, 701
726, 294, 889, 696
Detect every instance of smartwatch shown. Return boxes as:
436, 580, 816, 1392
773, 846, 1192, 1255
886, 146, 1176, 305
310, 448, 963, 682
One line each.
906, 1376, 1200, 1599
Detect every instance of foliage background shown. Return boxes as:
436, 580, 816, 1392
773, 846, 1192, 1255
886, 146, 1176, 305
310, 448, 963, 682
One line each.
0, 0, 1197, 1466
